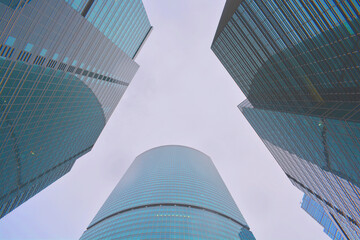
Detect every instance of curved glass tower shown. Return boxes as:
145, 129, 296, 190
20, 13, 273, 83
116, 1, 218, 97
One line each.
80, 145, 256, 240
0, 0, 151, 219
212, 1, 360, 239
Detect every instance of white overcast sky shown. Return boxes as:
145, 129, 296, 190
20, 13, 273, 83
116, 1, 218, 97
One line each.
0, 1, 329, 240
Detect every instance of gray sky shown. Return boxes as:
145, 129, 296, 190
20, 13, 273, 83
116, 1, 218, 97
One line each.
0, 1, 329, 239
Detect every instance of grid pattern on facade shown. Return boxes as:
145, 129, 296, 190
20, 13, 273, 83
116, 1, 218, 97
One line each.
301, 194, 345, 240
240, 100, 360, 190
87, 203, 249, 231
239, 228, 256, 240
0, 147, 90, 218
212, 0, 360, 117
80, 146, 255, 239
81, 206, 250, 240
63, 0, 152, 59
89, 146, 247, 226
0, 0, 151, 219
2, 44, 129, 86
0, 58, 105, 218
212, 1, 360, 239
239, 100, 360, 239
0, 0, 145, 121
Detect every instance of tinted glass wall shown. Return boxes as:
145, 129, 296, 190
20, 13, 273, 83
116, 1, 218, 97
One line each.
240, 100, 359, 239
302, 194, 345, 240
212, 0, 360, 115
212, 0, 360, 239
0, 0, 151, 219
64, 0, 151, 58
80, 146, 256, 240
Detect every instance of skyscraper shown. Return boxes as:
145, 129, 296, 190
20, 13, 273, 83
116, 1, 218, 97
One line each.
0, 0, 151, 219
80, 145, 256, 239
212, 0, 359, 239
301, 194, 345, 240
239, 100, 359, 239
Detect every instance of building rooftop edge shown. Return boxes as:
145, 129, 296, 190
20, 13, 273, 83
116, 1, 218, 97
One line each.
212, 0, 243, 46
135, 145, 212, 159
133, 26, 153, 60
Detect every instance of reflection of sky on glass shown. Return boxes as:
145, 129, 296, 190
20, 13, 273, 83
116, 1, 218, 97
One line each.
0, 1, 330, 240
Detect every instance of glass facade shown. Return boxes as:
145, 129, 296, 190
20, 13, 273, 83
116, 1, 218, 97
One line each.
80, 145, 256, 239
63, 0, 152, 59
212, 0, 360, 239
240, 100, 359, 239
212, 0, 359, 115
302, 194, 344, 240
0, 0, 151, 219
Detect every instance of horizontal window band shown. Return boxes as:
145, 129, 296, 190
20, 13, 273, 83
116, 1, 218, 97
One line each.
0, 44, 128, 87
87, 202, 250, 231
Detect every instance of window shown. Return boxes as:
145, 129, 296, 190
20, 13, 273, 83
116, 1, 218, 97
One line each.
40, 48, 47, 56
24, 43, 33, 52
5, 36, 16, 46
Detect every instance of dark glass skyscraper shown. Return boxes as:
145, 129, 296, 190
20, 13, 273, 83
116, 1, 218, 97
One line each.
239, 100, 360, 239
212, 0, 360, 239
80, 145, 256, 239
0, 0, 151, 219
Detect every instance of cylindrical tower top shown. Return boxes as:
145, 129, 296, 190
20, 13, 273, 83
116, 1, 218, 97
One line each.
80, 145, 255, 239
